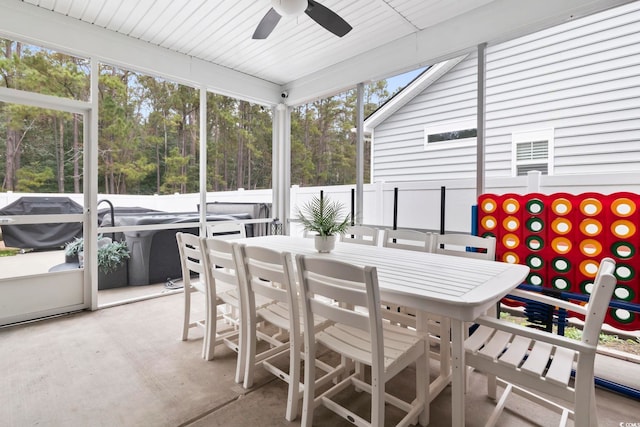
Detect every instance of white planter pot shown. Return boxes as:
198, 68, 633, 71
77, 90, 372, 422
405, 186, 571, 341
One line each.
314, 235, 337, 253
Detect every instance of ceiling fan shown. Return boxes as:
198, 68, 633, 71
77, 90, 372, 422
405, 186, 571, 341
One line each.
252, 0, 352, 39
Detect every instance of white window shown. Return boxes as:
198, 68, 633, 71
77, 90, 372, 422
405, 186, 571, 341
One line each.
512, 129, 554, 176
424, 119, 476, 150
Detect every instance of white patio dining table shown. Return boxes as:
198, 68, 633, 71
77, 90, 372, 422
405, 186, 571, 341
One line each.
236, 235, 530, 426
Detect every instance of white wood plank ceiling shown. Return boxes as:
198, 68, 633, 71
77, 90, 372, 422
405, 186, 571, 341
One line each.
1, 0, 633, 105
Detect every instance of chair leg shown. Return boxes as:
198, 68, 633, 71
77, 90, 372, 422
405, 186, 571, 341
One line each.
202, 293, 216, 361
370, 364, 385, 426
301, 342, 317, 427
417, 341, 429, 426
589, 385, 598, 427
243, 311, 257, 389
486, 382, 512, 427
182, 288, 191, 341
487, 373, 497, 400
234, 309, 246, 384
574, 359, 595, 427
284, 335, 301, 421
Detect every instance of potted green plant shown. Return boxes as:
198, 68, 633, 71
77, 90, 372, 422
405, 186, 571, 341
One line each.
96, 239, 130, 274
64, 235, 130, 289
64, 237, 84, 263
297, 195, 350, 253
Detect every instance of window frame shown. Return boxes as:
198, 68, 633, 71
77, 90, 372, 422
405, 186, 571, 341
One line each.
423, 119, 477, 151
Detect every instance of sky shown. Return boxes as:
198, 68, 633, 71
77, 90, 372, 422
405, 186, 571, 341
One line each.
384, 67, 428, 94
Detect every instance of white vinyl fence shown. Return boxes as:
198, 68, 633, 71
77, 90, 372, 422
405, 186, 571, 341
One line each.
3, 171, 640, 236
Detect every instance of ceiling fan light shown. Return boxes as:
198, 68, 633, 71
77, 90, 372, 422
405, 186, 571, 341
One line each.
272, 0, 307, 16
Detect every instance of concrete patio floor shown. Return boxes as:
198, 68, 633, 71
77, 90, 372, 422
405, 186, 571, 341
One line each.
1, 291, 639, 427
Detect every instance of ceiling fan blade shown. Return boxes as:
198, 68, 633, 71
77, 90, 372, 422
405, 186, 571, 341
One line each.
304, 0, 352, 37
252, 8, 282, 39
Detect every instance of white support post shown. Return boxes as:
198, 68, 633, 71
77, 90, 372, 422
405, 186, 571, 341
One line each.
476, 43, 487, 198
272, 104, 291, 234
88, 58, 99, 310
356, 83, 365, 225
199, 87, 207, 236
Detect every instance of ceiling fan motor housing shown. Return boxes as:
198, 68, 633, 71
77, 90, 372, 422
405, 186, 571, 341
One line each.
272, 0, 307, 16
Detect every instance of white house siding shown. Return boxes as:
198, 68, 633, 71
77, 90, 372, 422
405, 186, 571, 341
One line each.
371, 1, 640, 182
373, 56, 479, 181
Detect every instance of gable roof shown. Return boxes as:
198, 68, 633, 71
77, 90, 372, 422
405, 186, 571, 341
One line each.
364, 55, 468, 131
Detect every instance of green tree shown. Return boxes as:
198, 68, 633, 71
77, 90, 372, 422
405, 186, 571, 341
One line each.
15, 164, 54, 191
1, 39, 89, 193
161, 146, 190, 194
1, 35, 396, 195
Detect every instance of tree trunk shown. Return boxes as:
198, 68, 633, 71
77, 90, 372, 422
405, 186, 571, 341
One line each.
73, 113, 80, 193
247, 143, 251, 189
58, 116, 65, 192
160, 111, 168, 194
3, 41, 21, 191
180, 116, 187, 193
5, 128, 17, 191
213, 115, 219, 191
236, 128, 244, 189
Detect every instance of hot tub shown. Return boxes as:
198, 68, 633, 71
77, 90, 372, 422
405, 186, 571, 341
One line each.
101, 212, 250, 285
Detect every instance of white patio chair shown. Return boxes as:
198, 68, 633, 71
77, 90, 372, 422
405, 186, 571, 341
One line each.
381, 228, 431, 251
296, 254, 427, 427
176, 232, 240, 364
426, 234, 497, 372
206, 221, 246, 240
198, 237, 245, 383
433, 233, 497, 314
176, 232, 208, 356
339, 225, 379, 246
234, 243, 335, 421
433, 232, 497, 261
465, 257, 617, 427
380, 228, 432, 327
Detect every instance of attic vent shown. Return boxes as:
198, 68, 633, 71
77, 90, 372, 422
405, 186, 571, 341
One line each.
516, 141, 548, 161
512, 129, 554, 177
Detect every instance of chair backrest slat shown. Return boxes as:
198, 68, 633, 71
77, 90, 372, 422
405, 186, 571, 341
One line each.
236, 244, 298, 321
309, 298, 370, 332
433, 233, 496, 260
177, 232, 204, 279
340, 225, 379, 246
251, 277, 289, 303
201, 237, 241, 295
207, 221, 247, 240
382, 228, 431, 252
245, 257, 286, 284
297, 255, 380, 335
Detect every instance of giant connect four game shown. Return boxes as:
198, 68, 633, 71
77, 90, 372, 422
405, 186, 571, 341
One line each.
477, 192, 640, 332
